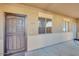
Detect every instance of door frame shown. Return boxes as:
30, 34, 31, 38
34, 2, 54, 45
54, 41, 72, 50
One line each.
4, 12, 27, 55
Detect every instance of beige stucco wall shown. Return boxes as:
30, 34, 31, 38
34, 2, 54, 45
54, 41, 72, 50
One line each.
0, 12, 5, 55
0, 4, 76, 35
28, 32, 73, 51
0, 4, 77, 55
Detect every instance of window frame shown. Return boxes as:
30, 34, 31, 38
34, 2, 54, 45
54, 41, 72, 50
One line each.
38, 17, 52, 34
63, 20, 69, 32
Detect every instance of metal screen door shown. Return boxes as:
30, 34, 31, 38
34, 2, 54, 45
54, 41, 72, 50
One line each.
5, 13, 26, 54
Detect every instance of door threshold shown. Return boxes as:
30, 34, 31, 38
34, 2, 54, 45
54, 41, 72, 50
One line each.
4, 50, 26, 56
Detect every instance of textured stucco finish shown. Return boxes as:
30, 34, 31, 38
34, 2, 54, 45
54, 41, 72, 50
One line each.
0, 4, 77, 55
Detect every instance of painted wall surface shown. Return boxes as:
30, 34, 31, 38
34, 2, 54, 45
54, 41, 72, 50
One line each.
0, 12, 5, 55
28, 32, 73, 51
0, 4, 77, 55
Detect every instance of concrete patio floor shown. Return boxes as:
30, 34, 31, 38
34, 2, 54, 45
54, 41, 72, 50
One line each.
11, 40, 79, 56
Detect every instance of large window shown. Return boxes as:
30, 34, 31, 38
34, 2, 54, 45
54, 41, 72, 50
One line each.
63, 21, 69, 32
38, 17, 52, 34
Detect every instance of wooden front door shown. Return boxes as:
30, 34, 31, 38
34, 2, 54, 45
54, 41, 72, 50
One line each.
5, 13, 26, 54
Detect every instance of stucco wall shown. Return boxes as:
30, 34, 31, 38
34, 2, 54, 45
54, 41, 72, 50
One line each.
0, 4, 76, 35
0, 4, 77, 55
0, 12, 5, 55
27, 32, 73, 51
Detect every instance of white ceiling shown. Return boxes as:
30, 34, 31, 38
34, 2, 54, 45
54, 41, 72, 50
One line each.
25, 3, 79, 19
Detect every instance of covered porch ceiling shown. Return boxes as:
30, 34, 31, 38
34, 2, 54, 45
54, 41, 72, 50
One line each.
24, 3, 79, 19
